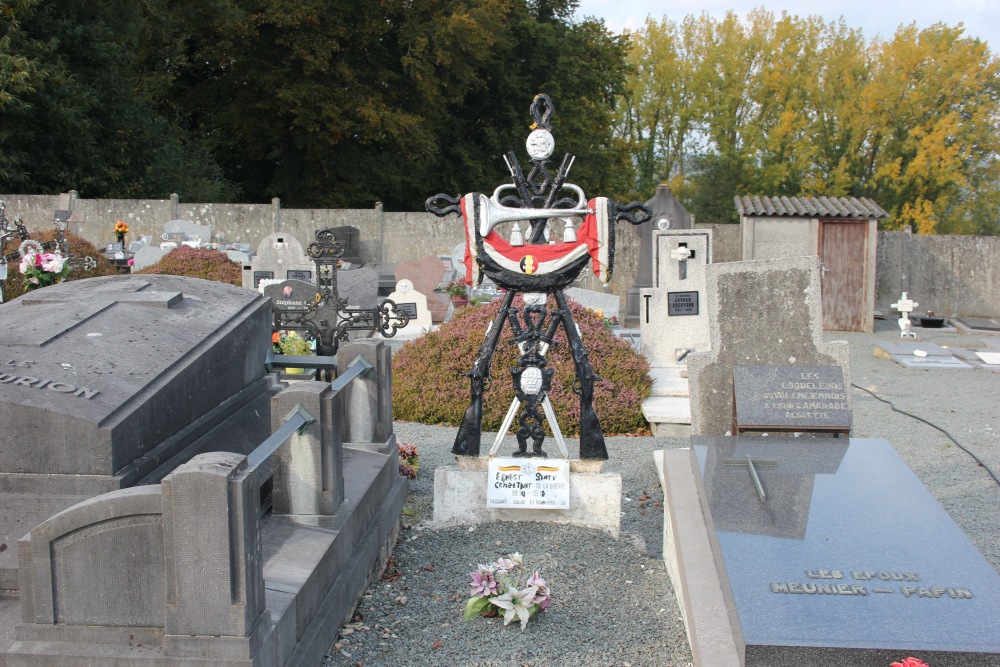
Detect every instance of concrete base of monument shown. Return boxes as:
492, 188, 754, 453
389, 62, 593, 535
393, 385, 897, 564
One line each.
654, 449, 741, 667
431, 457, 622, 538
642, 366, 692, 437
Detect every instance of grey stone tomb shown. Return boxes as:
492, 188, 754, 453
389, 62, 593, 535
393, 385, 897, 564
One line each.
661, 436, 1000, 666
0, 275, 406, 666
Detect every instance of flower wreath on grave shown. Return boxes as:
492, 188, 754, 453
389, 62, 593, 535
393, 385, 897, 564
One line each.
891, 658, 929, 667
398, 441, 419, 479
273, 330, 312, 356
464, 552, 550, 630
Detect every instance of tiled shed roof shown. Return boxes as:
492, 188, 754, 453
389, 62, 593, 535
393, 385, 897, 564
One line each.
734, 195, 888, 219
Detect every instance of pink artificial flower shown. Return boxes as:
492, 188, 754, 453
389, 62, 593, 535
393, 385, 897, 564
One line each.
494, 558, 517, 574
19, 253, 34, 273
40, 253, 64, 273
127, 258, 135, 267
526, 571, 550, 608
891, 658, 929, 667
469, 565, 498, 598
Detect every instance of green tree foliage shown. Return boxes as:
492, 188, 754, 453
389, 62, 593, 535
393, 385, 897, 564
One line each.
176, 0, 631, 209
619, 11, 1000, 233
0, 0, 238, 200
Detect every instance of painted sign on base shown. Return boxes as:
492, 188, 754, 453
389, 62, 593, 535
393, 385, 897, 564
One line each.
486, 457, 570, 509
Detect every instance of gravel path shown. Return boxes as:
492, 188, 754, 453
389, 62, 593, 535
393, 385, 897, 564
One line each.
322, 323, 1000, 667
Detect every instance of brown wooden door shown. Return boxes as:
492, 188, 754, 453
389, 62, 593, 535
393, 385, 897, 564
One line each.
819, 220, 867, 331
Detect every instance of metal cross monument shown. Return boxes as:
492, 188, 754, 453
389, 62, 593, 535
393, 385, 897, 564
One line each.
426, 95, 651, 460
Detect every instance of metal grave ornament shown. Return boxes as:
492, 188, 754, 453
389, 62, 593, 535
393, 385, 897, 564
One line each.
271, 228, 409, 364
0, 202, 96, 302
426, 95, 651, 460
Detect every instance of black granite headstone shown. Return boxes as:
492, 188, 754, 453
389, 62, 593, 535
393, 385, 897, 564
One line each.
692, 436, 1000, 666
733, 364, 850, 434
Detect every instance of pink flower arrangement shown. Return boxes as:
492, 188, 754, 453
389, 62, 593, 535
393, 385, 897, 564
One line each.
464, 552, 550, 629
18, 251, 70, 290
891, 659, 929, 667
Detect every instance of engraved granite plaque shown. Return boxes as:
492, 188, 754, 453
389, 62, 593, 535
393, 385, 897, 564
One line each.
286, 269, 312, 282
667, 290, 699, 316
733, 364, 850, 434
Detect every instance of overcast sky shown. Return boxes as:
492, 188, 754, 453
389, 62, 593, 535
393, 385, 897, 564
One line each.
574, 0, 999, 50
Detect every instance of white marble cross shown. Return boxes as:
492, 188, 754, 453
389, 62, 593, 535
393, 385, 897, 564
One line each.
891, 292, 918, 338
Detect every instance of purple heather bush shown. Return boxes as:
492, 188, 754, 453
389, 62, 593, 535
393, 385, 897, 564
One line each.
392, 295, 652, 436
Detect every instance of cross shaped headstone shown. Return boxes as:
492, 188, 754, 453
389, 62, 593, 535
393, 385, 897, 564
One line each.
890, 291, 918, 338
1, 279, 182, 346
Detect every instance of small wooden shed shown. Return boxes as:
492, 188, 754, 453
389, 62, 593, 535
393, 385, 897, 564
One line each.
735, 195, 888, 332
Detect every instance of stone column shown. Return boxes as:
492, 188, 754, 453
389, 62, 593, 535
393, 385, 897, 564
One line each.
161, 452, 266, 660
270, 381, 344, 515
337, 340, 385, 444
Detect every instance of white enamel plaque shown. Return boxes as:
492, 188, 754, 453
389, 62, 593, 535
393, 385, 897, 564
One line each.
486, 457, 570, 509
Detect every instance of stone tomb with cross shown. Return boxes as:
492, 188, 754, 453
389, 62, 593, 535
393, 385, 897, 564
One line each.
0, 276, 275, 590
638, 228, 713, 435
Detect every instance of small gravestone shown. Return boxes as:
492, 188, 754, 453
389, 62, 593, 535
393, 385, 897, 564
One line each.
732, 364, 850, 435
680, 436, 1000, 665
131, 246, 168, 271
323, 225, 363, 266
337, 266, 379, 309
383, 279, 432, 335
396, 255, 450, 322
244, 232, 313, 290
687, 256, 850, 436
263, 278, 318, 315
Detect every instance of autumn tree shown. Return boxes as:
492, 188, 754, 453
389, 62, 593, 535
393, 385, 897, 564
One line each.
618, 11, 1000, 233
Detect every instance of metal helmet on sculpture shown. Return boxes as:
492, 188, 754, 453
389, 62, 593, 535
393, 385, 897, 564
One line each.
426, 94, 651, 460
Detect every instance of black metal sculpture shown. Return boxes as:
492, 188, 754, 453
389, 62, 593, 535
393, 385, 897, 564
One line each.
426, 95, 651, 460
272, 228, 409, 375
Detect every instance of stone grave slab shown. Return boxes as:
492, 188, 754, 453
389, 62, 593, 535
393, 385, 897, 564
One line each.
163, 219, 210, 245
0, 276, 271, 489
396, 255, 450, 322
890, 355, 973, 370
733, 364, 850, 435
565, 287, 620, 320
688, 436, 1000, 666
957, 317, 1000, 332
686, 256, 850, 436
337, 266, 379, 309
874, 341, 952, 358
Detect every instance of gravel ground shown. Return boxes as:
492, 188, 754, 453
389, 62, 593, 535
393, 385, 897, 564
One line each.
322, 322, 1000, 667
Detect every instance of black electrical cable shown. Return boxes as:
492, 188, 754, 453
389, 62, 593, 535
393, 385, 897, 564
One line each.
851, 383, 1000, 487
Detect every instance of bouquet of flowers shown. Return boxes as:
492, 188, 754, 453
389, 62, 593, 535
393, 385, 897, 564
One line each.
114, 221, 129, 239
464, 552, 550, 629
891, 659, 928, 667
272, 330, 311, 356
18, 251, 70, 291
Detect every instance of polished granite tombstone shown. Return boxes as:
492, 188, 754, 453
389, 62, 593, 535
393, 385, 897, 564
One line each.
691, 436, 1000, 666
